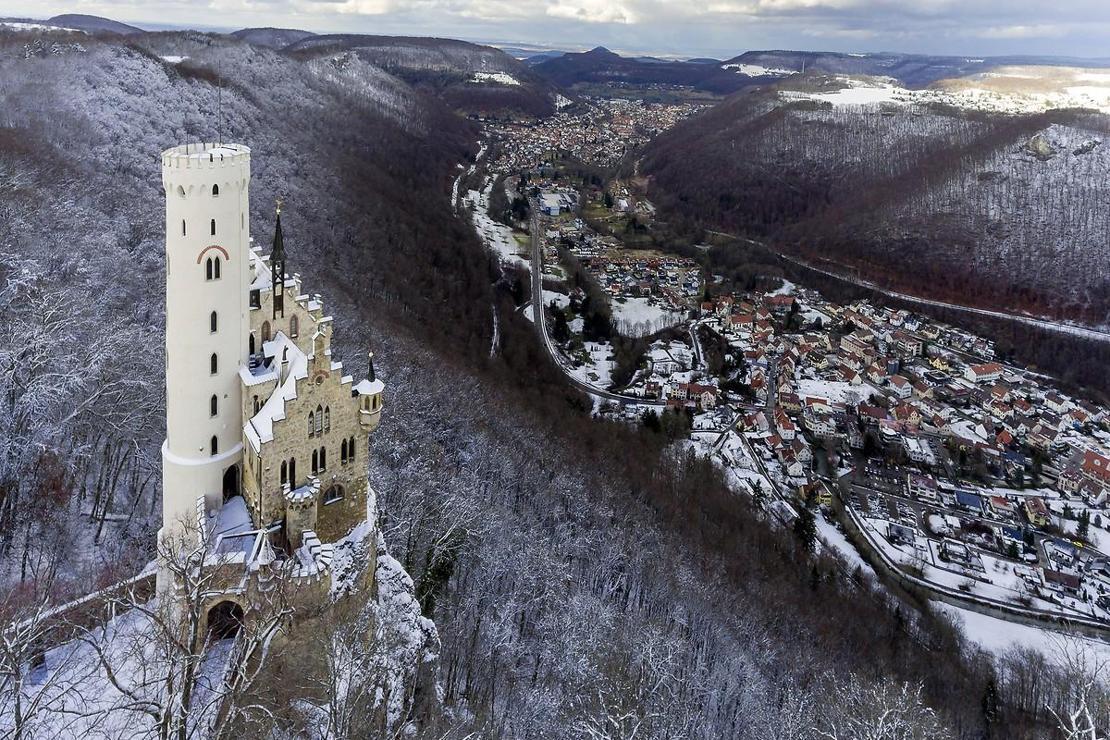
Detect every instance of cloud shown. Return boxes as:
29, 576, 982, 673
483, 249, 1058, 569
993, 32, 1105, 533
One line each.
978, 24, 1065, 39
545, 0, 637, 24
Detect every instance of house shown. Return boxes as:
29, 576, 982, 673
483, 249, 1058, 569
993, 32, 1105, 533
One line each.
903, 436, 935, 466
1024, 497, 1050, 527
540, 193, 562, 216
892, 330, 922, 357
989, 496, 1016, 518
940, 539, 972, 563
1081, 450, 1110, 486
1041, 568, 1081, 597
890, 375, 912, 399
955, 489, 984, 512
906, 474, 938, 501
775, 409, 797, 441
683, 382, 718, 410
964, 362, 1004, 384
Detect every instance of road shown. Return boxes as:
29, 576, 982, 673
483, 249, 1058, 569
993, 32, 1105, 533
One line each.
527, 204, 665, 407
708, 230, 1110, 346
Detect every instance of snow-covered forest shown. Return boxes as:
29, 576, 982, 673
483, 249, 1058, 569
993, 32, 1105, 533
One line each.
642, 87, 1110, 327
0, 27, 1107, 738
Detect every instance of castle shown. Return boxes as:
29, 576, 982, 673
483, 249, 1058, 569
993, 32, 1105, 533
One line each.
157, 142, 384, 632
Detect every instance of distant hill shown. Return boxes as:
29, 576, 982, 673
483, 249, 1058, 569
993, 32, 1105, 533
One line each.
722, 50, 1110, 88
46, 13, 143, 35
532, 46, 776, 95
284, 34, 559, 117
230, 26, 316, 49
640, 73, 1110, 326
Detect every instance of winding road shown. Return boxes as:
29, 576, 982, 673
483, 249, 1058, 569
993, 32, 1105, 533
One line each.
528, 205, 666, 407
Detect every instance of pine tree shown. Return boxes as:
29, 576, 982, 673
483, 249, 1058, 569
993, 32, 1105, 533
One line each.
794, 508, 817, 554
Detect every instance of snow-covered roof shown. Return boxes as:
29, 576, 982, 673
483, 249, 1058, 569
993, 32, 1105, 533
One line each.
353, 378, 384, 396
243, 332, 308, 452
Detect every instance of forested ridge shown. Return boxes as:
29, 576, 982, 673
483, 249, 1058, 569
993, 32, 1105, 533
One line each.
641, 83, 1110, 328
0, 27, 1103, 737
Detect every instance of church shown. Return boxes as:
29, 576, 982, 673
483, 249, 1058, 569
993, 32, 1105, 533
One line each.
158, 142, 384, 631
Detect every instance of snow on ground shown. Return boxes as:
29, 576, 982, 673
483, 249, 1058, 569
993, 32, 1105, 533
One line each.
470, 71, 520, 86
770, 279, 796, 296
465, 177, 530, 270
541, 290, 570, 310
611, 296, 685, 337
797, 378, 872, 406
160, 55, 188, 64
722, 63, 798, 77
932, 601, 1110, 664
816, 514, 875, 575
569, 342, 614, 388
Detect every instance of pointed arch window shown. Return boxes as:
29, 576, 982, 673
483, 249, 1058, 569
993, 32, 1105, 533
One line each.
210, 435, 219, 456
308, 411, 315, 438
210, 311, 218, 333
205, 258, 213, 281
341, 438, 348, 464
320, 446, 326, 471
210, 353, 218, 375
314, 405, 323, 436
210, 218, 216, 236
212, 184, 220, 197
249, 333, 256, 356
311, 449, 319, 475
213, 257, 221, 279
289, 315, 299, 338
323, 485, 344, 504
280, 460, 288, 486
289, 457, 296, 485
323, 406, 330, 433
349, 436, 356, 461
210, 394, 218, 417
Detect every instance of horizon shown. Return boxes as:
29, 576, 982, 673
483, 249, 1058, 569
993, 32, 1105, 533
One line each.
4, 2, 1110, 61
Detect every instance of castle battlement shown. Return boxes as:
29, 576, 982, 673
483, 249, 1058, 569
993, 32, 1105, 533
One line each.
162, 142, 251, 170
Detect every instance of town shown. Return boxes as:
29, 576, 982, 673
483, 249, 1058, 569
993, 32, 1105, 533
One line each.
464, 95, 1110, 638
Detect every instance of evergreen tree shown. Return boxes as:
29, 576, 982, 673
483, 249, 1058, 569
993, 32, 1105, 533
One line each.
551, 302, 570, 342
793, 508, 817, 553
981, 679, 1000, 737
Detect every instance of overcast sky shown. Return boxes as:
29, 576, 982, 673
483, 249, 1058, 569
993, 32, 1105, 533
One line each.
5, 0, 1110, 59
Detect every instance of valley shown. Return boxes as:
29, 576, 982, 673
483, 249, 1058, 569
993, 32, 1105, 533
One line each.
2, 13, 1110, 740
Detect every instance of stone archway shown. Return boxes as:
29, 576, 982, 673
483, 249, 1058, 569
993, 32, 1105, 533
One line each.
222, 463, 240, 502
207, 600, 244, 639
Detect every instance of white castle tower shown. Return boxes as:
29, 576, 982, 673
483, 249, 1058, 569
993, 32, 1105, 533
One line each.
158, 143, 252, 585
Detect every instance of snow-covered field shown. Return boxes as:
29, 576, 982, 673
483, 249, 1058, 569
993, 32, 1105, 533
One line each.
569, 341, 614, 388
470, 71, 520, 86
796, 378, 872, 406
933, 601, 1110, 664
782, 68, 1110, 115
722, 63, 798, 77
465, 177, 530, 270
611, 296, 685, 337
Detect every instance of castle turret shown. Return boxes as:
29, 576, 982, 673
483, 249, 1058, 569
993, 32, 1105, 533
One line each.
159, 143, 252, 581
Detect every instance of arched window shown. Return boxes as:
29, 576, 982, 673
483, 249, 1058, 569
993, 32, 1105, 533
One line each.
210, 353, 218, 375
320, 446, 326, 471
253, 395, 259, 414
210, 435, 219, 456
261, 321, 271, 342
212, 184, 219, 197
205, 258, 213, 281
349, 436, 356, 461
290, 315, 299, 338
308, 411, 315, 438
323, 485, 344, 504
210, 311, 218, 333
314, 405, 323, 436
213, 257, 221, 280
210, 218, 216, 236
323, 406, 330, 433
289, 457, 296, 485
341, 438, 348, 464
311, 450, 318, 475
249, 333, 256, 356
210, 394, 218, 417
182, 219, 187, 236
280, 460, 287, 486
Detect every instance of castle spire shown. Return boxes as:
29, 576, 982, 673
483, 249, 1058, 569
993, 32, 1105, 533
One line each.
271, 199, 286, 319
